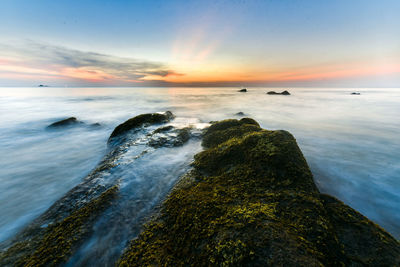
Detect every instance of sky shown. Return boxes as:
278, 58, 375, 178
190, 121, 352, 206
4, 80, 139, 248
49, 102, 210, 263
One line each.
0, 0, 399, 87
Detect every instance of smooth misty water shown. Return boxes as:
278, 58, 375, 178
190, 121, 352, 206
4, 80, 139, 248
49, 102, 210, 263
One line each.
0, 87, 399, 244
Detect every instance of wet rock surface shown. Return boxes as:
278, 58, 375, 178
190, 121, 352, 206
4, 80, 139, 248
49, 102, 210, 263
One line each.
119, 118, 400, 266
109, 111, 174, 140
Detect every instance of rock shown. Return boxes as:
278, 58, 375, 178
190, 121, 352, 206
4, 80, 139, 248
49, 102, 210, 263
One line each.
47, 117, 82, 128
174, 128, 191, 146
238, 88, 247, 92
202, 118, 260, 148
90, 123, 101, 128
153, 125, 174, 134
109, 111, 174, 140
119, 118, 400, 266
351, 92, 361, 95
149, 126, 191, 148
235, 112, 245, 116
267, 90, 291, 95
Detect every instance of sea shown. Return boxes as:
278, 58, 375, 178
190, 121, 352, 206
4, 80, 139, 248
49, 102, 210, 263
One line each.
0, 86, 399, 247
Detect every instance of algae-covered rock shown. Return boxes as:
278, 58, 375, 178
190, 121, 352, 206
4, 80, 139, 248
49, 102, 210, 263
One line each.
109, 111, 174, 140
119, 118, 400, 266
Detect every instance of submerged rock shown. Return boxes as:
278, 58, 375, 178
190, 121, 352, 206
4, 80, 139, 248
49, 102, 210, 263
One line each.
47, 117, 82, 128
46, 117, 102, 129
267, 90, 291, 95
90, 122, 101, 128
109, 111, 174, 140
238, 88, 247, 92
119, 118, 400, 266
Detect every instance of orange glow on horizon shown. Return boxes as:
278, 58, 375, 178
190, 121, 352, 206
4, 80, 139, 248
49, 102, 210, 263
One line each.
1, 55, 399, 85
161, 62, 400, 84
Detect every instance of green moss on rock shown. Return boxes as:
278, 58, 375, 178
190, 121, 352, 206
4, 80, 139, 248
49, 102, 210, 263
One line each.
202, 118, 261, 149
118, 118, 400, 266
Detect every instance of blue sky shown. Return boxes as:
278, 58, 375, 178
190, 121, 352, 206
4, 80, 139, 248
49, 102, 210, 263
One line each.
0, 0, 399, 86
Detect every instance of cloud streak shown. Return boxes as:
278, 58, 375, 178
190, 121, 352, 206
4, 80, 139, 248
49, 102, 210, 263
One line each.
0, 41, 183, 86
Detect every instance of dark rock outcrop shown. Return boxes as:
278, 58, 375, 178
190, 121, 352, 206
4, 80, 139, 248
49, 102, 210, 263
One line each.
351, 92, 361, 95
109, 111, 174, 140
235, 112, 245, 116
119, 118, 400, 266
238, 88, 247, 92
267, 90, 290, 95
47, 117, 82, 128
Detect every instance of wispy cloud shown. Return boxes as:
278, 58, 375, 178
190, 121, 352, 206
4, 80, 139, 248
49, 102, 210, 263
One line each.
0, 41, 183, 86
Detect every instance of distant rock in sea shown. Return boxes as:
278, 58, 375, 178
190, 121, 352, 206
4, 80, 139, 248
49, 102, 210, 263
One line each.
351, 92, 361, 95
90, 123, 102, 128
238, 88, 247, 92
38, 85, 49, 87
267, 90, 290, 95
235, 111, 245, 116
46, 117, 82, 128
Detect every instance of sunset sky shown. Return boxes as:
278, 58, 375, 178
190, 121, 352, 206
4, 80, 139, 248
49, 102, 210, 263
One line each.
0, 0, 399, 87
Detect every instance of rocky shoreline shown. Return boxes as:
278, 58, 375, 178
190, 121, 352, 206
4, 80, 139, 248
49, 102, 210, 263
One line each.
1, 112, 399, 266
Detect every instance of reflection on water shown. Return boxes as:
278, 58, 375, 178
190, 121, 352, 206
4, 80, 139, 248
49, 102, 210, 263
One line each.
0, 87, 399, 242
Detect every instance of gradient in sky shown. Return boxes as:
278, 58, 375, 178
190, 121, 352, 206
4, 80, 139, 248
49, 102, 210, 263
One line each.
0, 0, 399, 87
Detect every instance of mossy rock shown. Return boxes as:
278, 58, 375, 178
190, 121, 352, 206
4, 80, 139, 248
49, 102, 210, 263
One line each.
109, 111, 174, 140
119, 119, 400, 266
202, 118, 261, 149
